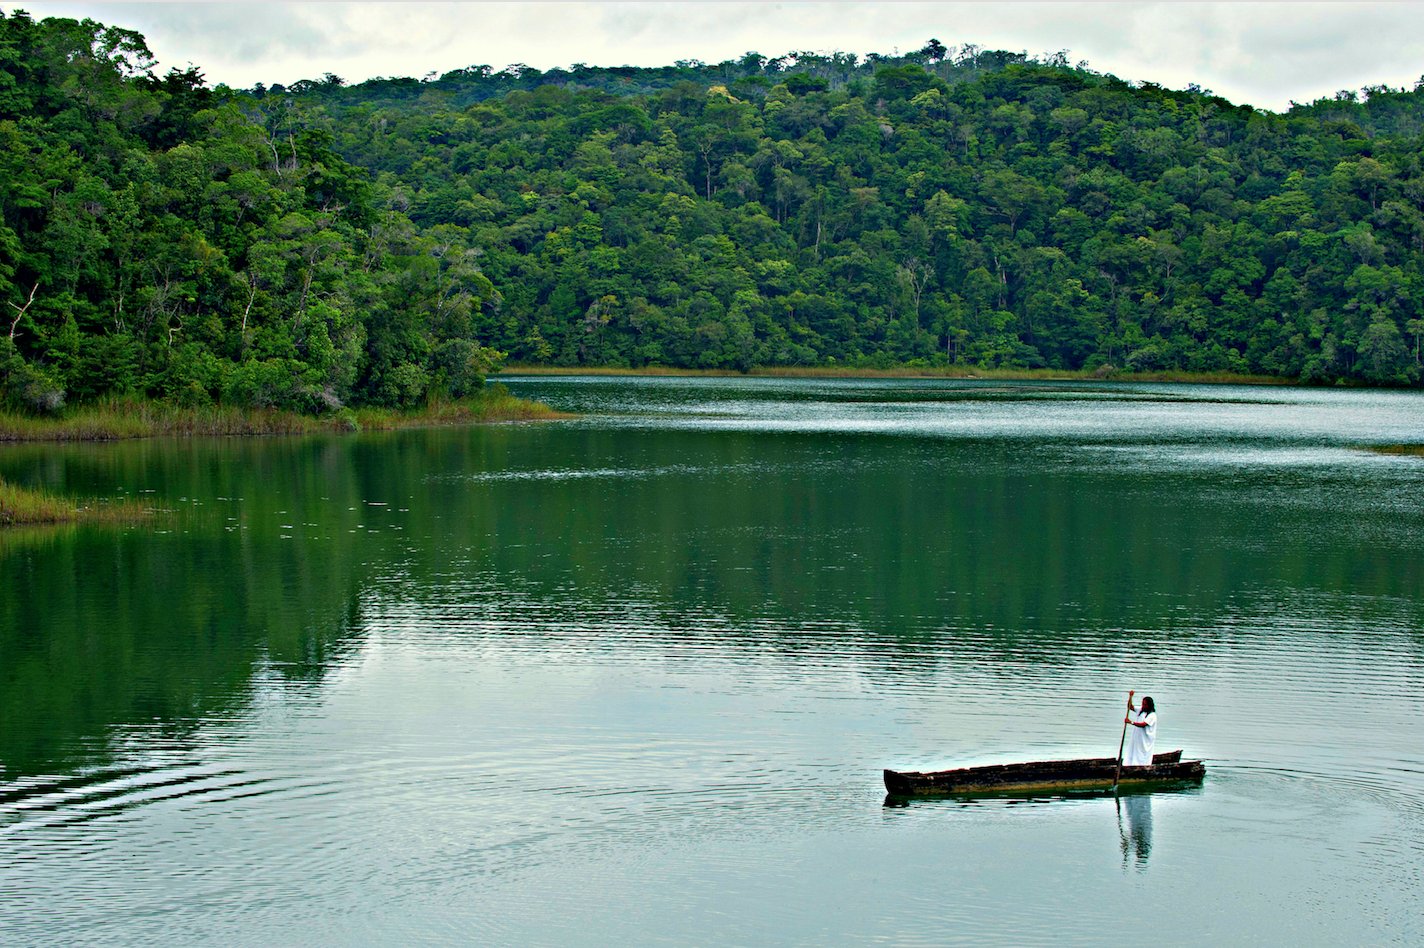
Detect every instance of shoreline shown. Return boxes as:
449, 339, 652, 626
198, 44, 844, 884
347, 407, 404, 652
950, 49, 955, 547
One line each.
0, 387, 565, 527
503, 365, 1296, 385
0, 388, 566, 445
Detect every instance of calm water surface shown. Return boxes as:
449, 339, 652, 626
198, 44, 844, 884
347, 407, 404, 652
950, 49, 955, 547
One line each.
2, 377, 1422, 945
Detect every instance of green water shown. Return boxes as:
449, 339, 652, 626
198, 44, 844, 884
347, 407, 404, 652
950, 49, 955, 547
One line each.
2, 377, 1422, 944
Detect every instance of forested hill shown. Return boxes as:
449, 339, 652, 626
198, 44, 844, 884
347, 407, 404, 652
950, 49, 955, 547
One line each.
0, 11, 502, 414
292, 53, 1424, 383
4, 13, 1424, 419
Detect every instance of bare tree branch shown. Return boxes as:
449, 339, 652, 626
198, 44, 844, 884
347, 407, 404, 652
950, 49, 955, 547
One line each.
8, 282, 39, 340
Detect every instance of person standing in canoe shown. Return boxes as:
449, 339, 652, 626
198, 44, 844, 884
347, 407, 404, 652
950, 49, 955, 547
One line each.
1122, 691, 1157, 766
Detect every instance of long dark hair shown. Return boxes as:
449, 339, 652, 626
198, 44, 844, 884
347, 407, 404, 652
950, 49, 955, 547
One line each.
1141, 696, 1155, 715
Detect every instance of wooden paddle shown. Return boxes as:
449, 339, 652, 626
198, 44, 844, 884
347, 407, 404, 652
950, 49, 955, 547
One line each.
1113, 689, 1134, 790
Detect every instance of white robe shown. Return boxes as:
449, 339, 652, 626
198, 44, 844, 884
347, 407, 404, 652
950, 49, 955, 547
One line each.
1122, 710, 1157, 766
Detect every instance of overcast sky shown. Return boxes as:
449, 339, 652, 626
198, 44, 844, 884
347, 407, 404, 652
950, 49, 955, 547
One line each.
16, 2, 1424, 112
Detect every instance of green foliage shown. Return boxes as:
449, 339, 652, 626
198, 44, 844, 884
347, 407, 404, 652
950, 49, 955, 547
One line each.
6, 9, 1424, 400
0, 10, 505, 415
434, 338, 505, 397
220, 358, 319, 412
0, 338, 65, 413
259, 33, 1424, 386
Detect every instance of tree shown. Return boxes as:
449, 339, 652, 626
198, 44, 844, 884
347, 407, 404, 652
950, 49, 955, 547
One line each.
1358, 316, 1411, 383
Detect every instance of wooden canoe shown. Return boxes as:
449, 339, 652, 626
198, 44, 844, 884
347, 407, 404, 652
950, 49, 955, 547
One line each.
883, 749, 1204, 796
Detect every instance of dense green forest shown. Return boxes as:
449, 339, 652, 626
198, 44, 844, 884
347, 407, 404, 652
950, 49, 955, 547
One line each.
5, 10, 1424, 417
0, 11, 503, 414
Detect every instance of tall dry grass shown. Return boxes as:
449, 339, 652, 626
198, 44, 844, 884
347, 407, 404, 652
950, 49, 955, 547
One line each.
0, 478, 150, 526
0, 390, 562, 443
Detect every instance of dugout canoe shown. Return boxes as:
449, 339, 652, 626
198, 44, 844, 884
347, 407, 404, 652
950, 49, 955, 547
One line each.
883, 749, 1204, 796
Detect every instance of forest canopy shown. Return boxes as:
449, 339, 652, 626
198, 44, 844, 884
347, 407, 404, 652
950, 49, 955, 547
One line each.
4, 10, 1424, 416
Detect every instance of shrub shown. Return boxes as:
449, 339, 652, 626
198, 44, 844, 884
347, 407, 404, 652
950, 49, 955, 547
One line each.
433, 339, 505, 397
221, 358, 323, 413
0, 339, 66, 414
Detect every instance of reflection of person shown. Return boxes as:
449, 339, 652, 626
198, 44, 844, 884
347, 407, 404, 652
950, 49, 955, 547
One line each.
1122, 692, 1157, 766
1119, 793, 1153, 868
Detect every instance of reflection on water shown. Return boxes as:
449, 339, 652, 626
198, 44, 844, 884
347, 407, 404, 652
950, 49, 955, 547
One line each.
886, 783, 1179, 873
1, 378, 1423, 944
1119, 792, 1154, 869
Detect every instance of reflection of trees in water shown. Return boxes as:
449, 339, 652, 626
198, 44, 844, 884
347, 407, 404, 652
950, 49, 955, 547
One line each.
5, 413, 1424, 775
0, 437, 382, 777
405, 424, 1424, 688
1117, 792, 1153, 869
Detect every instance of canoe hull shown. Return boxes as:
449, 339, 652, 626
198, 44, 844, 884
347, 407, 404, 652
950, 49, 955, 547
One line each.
884, 750, 1204, 796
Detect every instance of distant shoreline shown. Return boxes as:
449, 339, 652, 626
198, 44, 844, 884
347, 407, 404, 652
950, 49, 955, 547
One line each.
504, 365, 1295, 385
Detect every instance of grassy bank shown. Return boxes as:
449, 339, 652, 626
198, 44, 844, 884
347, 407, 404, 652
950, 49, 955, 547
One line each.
504, 364, 1292, 385
0, 478, 149, 527
0, 386, 563, 444
351, 388, 565, 431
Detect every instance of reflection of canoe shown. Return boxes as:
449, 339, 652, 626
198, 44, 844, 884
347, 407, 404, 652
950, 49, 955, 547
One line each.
884, 750, 1204, 796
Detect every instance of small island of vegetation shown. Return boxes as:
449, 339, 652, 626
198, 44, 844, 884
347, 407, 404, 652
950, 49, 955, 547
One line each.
0, 476, 147, 525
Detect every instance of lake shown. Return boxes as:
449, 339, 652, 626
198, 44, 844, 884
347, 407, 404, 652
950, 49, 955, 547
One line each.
2, 376, 1422, 945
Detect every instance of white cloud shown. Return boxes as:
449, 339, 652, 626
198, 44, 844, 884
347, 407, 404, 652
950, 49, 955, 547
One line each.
15, 1, 1424, 110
